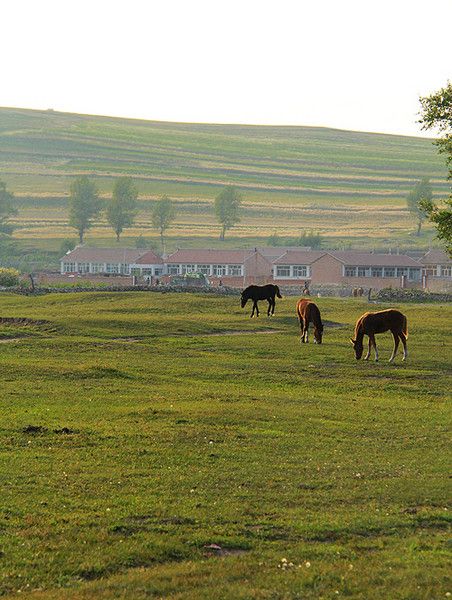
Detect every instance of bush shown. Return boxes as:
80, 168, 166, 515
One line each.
0, 267, 20, 287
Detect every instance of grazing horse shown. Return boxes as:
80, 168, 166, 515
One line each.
351, 309, 408, 362
296, 298, 323, 343
240, 284, 282, 317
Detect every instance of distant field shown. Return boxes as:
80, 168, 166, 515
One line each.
0, 292, 450, 599
0, 107, 450, 255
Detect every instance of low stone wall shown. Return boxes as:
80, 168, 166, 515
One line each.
5, 285, 239, 297
376, 287, 452, 303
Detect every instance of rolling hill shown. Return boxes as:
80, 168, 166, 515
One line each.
0, 107, 450, 255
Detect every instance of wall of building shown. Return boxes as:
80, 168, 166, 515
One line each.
310, 254, 343, 284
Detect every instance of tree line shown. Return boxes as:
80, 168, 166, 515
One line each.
68, 177, 242, 249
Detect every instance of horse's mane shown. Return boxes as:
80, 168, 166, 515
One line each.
354, 313, 369, 338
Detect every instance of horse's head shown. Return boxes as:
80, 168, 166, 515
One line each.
350, 338, 363, 359
240, 290, 249, 308
314, 328, 323, 344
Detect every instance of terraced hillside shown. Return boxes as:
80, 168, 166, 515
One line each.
0, 107, 449, 249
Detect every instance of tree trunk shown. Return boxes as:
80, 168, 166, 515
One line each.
416, 220, 422, 236
116, 231, 120, 242
160, 230, 165, 254
79, 230, 84, 244
220, 225, 225, 240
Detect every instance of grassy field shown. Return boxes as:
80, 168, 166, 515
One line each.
0, 291, 450, 599
0, 107, 450, 257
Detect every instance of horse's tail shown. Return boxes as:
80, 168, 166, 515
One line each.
274, 285, 282, 298
402, 314, 408, 338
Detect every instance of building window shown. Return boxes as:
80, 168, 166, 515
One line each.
357, 267, 369, 277
78, 262, 90, 274
423, 265, 436, 276
106, 263, 120, 274
213, 264, 227, 276
197, 264, 211, 275
120, 264, 130, 275
397, 267, 408, 277
181, 264, 196, 274
63, 262, 76, 273
409, 268, 421, 281
276, 265, 291, 277
344, 266, 357, 277
141, 268, 152, 275
371, 267, 383, 278
168, 265, 180, 275
154, 268, 163, 276
383, 267, 396, 278
91, 263, 104, 273
228, 265, 243, 276
440, 266, 452, 277
293, 265, 308, 278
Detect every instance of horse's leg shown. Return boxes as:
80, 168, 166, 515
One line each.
364, 335, 372, 360
299, 316, 305, 343
271, 296, 276, 316
250, 301, 256, 318
371, 334, 379, 362
255, 301, 259, 317
304, 321, 309, 343
389, 331, 399, 363
399, 332, 408, 361
267, 299, 272, 316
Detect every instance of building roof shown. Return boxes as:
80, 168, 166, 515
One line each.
255, 246, 310, 260
419, 249, 452, 265
60, 247, 146, 263
329, 251, 421, 267
273, 250, 328, 265
166, 249, 257, 264
134, 250, 164, 265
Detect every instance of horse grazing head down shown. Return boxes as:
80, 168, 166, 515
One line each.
240, 290, 249, 308
350, 338, 364, 359
314, 324, 323, 344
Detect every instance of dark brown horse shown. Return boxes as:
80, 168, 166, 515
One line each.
351, 309, 408, 362
241, 284, 282, 317
296, 298, 323, 343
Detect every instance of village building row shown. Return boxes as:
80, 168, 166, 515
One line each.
60, 246, 452, 290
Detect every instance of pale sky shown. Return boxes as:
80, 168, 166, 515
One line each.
2, 0, 451, 136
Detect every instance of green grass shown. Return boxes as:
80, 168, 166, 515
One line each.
0, 107, 450, 257
0, 292, 450, 599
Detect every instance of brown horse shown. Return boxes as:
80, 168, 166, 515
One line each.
296, 298, 323, 343
351, 309, 408, 362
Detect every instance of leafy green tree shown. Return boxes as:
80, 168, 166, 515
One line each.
151, 196, 175, 252
419, 82, 452, 255
0, 267, 20, 287
69, 177, 102, 244
214, 186, 242, 240
419, 82, 452, 177
420, 197, 452, 256
406, 178, 432, 235
297, 229, 323, 249
106, 177, 138, 241
0, 180, 18, 236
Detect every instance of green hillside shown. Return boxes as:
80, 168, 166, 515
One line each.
0, 107, 450, 256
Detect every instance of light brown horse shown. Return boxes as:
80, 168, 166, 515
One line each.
351, 309, 408, 362
296, 298, 323, 343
